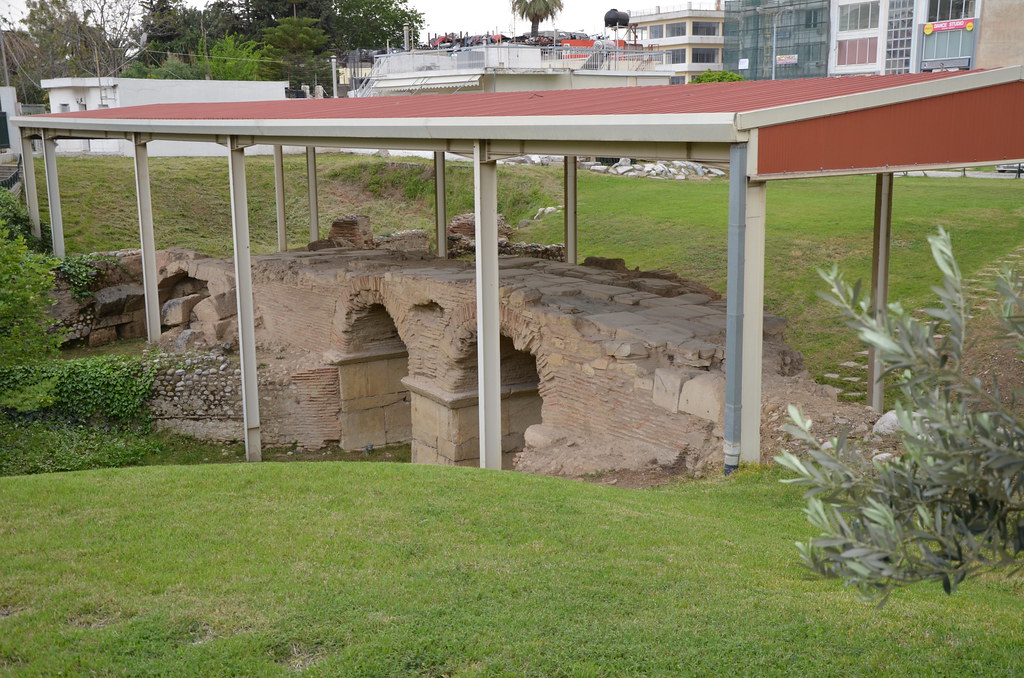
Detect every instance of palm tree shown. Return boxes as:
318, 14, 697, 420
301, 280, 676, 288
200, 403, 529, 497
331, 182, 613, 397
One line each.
511, 0, 564, 38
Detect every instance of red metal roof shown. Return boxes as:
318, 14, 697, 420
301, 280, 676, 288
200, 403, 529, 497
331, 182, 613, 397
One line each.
38, 71, 970, 121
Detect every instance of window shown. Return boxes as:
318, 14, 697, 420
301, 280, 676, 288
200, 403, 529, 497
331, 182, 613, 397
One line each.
928, 0, 975, 22
885, 0, 914, 74
666, 22, 686, 37
649, 24, 663, 39
59, 103, 71, 113
839, 2, 880, 31
692, 48, 719, 64
837, 37, 878, 65
693, 21, 718, 36
805, 9, 824, 28
669, 76, 687, 85
668, 49, 687, 64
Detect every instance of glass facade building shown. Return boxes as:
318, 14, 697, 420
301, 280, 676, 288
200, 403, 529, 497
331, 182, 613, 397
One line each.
723, 0, 830, 81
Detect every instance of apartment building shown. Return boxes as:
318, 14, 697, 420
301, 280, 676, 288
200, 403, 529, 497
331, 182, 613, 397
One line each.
627, 3, 727, 83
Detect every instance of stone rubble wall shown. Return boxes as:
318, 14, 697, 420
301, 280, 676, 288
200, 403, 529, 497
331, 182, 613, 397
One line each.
64, 225, 806, 476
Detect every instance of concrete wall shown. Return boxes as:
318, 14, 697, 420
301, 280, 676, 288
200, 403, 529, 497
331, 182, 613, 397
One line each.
976, 0, 1024, 70
42, 78, 290, 157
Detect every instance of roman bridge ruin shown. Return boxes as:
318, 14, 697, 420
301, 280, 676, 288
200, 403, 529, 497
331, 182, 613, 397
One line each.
146, 243, 802, 475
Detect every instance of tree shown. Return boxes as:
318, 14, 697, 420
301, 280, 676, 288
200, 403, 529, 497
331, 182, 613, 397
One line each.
261, 16, 327, 85
777, 229, 1024, 603
203, 33, 265, 80
23, 0, 142, 78
330, 0, 423, 51
511, 0, 563, 38
690, 70, 743, 83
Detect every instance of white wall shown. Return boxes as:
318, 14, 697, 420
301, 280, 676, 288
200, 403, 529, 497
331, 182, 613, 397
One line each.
0, 87, 22, 157
42, 78, 291, 157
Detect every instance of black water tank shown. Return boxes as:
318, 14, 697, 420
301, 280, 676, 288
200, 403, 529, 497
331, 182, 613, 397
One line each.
604, 9, 629, 27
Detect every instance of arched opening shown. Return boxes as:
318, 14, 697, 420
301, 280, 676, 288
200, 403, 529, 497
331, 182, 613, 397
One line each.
336, 302, 411, 451
498, 334, 544, 468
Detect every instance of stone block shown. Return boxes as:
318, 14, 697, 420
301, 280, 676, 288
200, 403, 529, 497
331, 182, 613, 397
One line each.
523, 424, 565, 448
384, 400, 412, 444
652, 367, 690, 412
93, 284, 143, 316
213, 318, 237, 342
340, 407, 386, 450
678, 372, 726, 423
87, 325, 118, 347
161, 293, 205, 327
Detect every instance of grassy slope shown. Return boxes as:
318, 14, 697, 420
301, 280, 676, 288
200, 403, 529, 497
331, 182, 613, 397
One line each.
1, 464, 1022, 676
35, 154, 562, 258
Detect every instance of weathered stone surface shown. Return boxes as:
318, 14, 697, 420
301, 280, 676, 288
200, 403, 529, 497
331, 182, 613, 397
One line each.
329, 214, 373, 248
69, 246, 805, 477
93, 284, 143, 316
678, 373, 726, 423
162, 293, 205, 327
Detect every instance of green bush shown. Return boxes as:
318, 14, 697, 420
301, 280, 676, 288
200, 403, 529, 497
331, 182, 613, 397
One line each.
0, 416, 156, 476
0, 187, 50, 253
0, 355, 157, 428
0, 235, 61, 371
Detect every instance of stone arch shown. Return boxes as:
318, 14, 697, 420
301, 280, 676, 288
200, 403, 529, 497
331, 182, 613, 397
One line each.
329, 282, 413, 452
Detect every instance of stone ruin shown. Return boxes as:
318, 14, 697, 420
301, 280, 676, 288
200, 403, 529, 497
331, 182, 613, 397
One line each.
51, 216, 811, 477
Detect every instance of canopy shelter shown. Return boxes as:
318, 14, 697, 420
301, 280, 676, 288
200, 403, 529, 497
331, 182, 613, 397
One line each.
15, 66, 1024, 471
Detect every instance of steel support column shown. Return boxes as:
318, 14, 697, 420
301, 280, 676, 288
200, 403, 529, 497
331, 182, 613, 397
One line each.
20, 134, 40, 237
868, 172, 894, 413
434, 151, 447, 258
474, 141, 502, 470
564, 155, 578, 265
227, 139, 263, 462
723, 143, 766, 472
273, 145, 287, 252
42, 136, 65, 257
131, 135, 161, 343
306, 146, 319, 242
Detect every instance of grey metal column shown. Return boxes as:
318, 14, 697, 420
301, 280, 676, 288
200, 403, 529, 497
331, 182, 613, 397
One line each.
723, 146, 766, 472
306, 146, 319, 242
42, 136, 65, 257
273, 145, 287, 251
434, 151, 447, 258
131, 135, 161, 343
723, 143, 747, 473
227, 138, 263, 462
564, 155, 578, 265
20, 133, 40, 238
868, 172, 894, 413
474, 140, 502, 470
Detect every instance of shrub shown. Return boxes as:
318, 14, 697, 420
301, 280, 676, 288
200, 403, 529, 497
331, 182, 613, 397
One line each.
777, 228, 1024, 603
0, 235, 61, 372
0, 355, 157, 428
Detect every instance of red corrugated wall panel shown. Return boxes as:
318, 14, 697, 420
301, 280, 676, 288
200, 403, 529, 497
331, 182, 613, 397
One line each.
757, 81, 1024, 176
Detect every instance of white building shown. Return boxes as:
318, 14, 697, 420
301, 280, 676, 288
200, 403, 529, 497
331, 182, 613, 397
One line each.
828, 0, 1024, 77
41, 78, 290, 156
628, 3, 727, 83
351, 44, 670, 96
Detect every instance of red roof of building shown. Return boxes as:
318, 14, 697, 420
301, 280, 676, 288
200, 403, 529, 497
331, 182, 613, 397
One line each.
38, 71, 970, 121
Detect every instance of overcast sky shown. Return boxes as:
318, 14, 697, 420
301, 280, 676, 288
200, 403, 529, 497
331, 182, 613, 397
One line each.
2, 0, 629, 41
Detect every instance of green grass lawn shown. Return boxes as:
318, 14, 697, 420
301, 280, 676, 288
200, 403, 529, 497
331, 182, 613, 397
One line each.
1, 463, 1021, 676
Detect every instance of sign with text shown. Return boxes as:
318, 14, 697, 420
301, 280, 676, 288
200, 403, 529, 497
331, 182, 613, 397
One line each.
923, 18, 975, 34
775, 54, 798, 65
